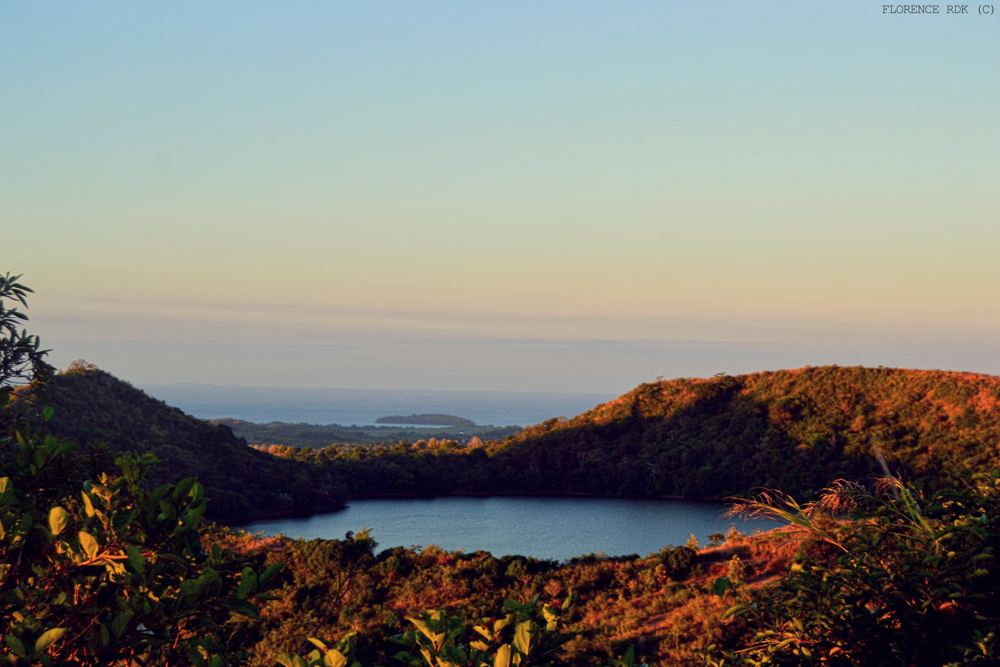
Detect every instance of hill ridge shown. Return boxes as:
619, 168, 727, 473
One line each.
10, 367, 346, 522
491, 365, 1000, 499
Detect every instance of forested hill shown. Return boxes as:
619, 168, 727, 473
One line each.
9, 367, 346, 522
484, 366, 1000, 498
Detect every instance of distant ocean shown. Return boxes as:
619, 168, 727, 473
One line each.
138, 385, 617, 427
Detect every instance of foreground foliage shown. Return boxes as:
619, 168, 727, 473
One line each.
0, 414, 279, 665
708, 470, 1000, 665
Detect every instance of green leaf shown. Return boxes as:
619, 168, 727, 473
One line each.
4, 635, 28, 659
49, 506, 72, 536
179, 503, 207, 530
41, 406, 54, 421
172, 477, 197, 504
503, 599, 523, 613
513, 620, 537, 655
276, 654, 310, 667
193, 568, 222, 598
146, 484, 173, 513
81, 491, 96, 518
79, 531, 99, 559
111, 611, 133, 638
494, 644, 512, 667
407, 617, 437, 642
712, 577, 731, 596
617, 645, 636, 667
34, 628, 68, 653
112, 509, 137, 533
254, 593, 280, 601
721, 603, 747, 620
222, 597, 261, 620
259, 562, 284, 588
323, 649, 349, 667
774, 638, 796, 651
125, 544, 146, 574
541, 605, 557, 624
236, 567, 257, 600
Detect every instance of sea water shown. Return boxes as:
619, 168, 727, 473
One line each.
139, 384, 615, 427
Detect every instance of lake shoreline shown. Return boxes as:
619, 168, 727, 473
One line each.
233, 495, 778, 561
225, 490, 746, 529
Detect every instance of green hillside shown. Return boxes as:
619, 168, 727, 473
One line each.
486, 365, 1000, 498
9, 365, 346, 522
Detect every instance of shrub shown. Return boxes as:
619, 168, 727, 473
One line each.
709, 472, 1000, 665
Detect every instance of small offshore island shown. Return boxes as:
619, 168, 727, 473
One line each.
375, 412, 476, 426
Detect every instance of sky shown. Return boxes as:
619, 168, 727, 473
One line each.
3, 1, 998, 393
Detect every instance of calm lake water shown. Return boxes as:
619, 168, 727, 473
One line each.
241, 497, 780, 561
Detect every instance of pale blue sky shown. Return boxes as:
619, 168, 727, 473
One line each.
3, 1, 998, 392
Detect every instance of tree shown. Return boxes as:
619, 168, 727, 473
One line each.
0, 273, 53, 391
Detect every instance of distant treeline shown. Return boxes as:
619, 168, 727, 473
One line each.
218, 418, 518, 448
